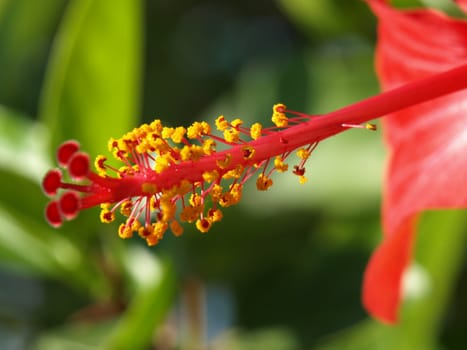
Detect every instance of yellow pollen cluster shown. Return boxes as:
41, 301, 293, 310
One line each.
242, 146, 256, 160
187, 121, 211, 139
250, 123, 262, 140
274, 156, 288, 172
256, 173, 273, 191
100, 208, 115, 223
219, 184, 243, 207
94, 155, 107, 176
215, 115, 229, 131
224, 128, 240, 143
216, 153, 232, 169
272, 103, 288, 127
297, 148, 311, 160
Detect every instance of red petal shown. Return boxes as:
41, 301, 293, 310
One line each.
362, 219, 415, 323
366, 0, 467, 322
454, 0, 467, 13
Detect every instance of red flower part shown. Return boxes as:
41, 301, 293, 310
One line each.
45, 201, 63, 228
68, 152, 91, 180
455, 0, 467, 13
42, 63, 467, 247
59, 191, 81, 220
364, 0, 467, 323
42, 169, 63, 196
57, 140, 80, 167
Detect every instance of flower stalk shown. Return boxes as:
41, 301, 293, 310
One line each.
42, 63, 467, 246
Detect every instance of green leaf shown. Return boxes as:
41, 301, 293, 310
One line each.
396, 210, 467, 348
32, 320, 114, 350
103, 249, 176, 350
277, 0, 373, 38
0, 107, 104, 290
0, 105, 50, 180
0, 0, 66, 112
0, 173, 102, 291
38, 0, 143, 158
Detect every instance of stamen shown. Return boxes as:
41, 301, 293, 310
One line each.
342, 123, 377, 130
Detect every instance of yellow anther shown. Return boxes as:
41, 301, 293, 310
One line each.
202, 138, 216, 155
118, 137, 133, 153
215, 115, 229, 131
118, 223, 134, 239
208, 208, 223, 222
274, 156, 288, 172
273, 103, 286, 114
187, 122, 203, 139
272, 103, 288, 127
170, 220, 184, 237
256, 173, 273, 191
146, 234, 160, 246
342, 122, 377, 131
250, 123, 262, 140
138, 224, 154, 238
272, 112, 288, 128
222, 165, 244, 179
189, 193, 203, 207
216, 153, 232, 169
299, 175, 308, 184
203, 170, 219, 183
94, 155, 107, 175
107, 137, 119, 152
187, 121, 211, 139
171, 126, 186, 143
161, 201, 176, 221
150, 137, 170, 155
149, 196, 158, 210
154, 154, 171, 173
180, 145, 204, 161
219, 193, 233, 207
162, 127, 174, 139
100, 209, 115, 223
180, 206, 198, 223
154, 221, 168, 237
210, 184, 223, 202
223, 128, 240, 143
218, 184, 242, 208
149, 119, 163, 134
227, 183, 243, 206
200, 121, 211, 135
196, 218, 212, 233
231, 118, 243, 128
242, 146, 256, 160
142, 183, 158, 194
296, 148, 311, 160
120, 200, 133, 216
135, 140, 151, 154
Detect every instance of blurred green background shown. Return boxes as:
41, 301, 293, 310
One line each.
0, 0, 466, 349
